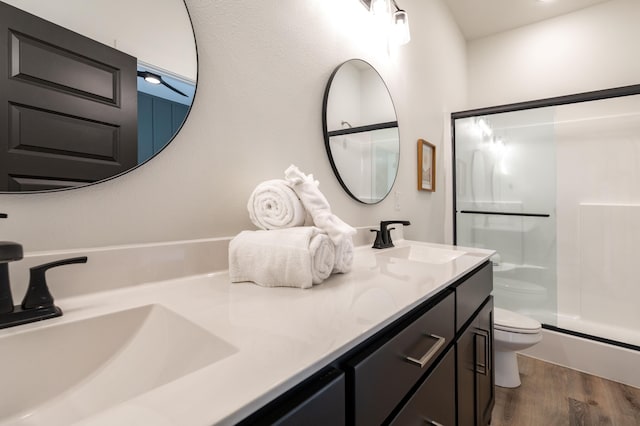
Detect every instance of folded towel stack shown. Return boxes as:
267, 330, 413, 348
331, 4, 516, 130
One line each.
230, 165, 356, 289
229, 227, 335, 289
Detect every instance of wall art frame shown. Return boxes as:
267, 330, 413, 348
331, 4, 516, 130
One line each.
418, 139, 435, 192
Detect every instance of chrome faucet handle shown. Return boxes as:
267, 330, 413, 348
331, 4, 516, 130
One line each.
21, 256, 88, 310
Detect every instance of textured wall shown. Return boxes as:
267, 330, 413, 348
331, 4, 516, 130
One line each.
0, 0, 466, 252
467, 0, 640, 108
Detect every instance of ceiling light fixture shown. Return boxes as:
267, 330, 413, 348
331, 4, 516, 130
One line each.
370, 0, 391, 17
391, 1, 411, 45
138, 71, 162, 85
137, 71, 187, 97
361, 0, 411, 46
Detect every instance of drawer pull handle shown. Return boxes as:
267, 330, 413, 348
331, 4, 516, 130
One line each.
424, 419, 445, 426
474, 328, 491, 375
406, 334, 446, 368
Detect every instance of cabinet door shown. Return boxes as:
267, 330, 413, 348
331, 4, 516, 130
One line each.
475, 298, 494, 426
456, 297, 494, 426
457, 315, 476, 426
238, 368, 345, 426
389, 348, 456, 426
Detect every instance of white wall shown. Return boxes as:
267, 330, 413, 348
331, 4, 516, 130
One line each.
467, 0, 640, 109
0, 0, 467, 252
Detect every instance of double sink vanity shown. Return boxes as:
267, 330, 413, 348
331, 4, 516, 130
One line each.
0, 2, 498, 424
0, 236, 494, 425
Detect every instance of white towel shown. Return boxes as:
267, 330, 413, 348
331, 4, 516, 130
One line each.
229, 227, 336, 289
284, 165, 357, 245
247, 179, 306, 230
333, 236, 354, 274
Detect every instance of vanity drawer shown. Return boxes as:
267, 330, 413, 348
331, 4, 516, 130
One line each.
455, 261, 492, 331
389, 346, 456, 426
345, 291, 455, 426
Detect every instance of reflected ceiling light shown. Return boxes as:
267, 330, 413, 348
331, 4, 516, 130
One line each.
476, 118, 493, 138
137, 70, 187, 97
139, 71, 162, 85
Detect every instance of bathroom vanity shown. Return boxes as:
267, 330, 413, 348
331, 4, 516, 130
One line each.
0, 239, 493, 426
239, 255, 494, 425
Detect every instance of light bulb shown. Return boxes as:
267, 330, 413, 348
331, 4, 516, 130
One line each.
144, 75, 161, 85
370, 0, 390, 17
391, 10, 410, 45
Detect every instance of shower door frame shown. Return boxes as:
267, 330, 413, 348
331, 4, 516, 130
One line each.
451, 83, 640, 352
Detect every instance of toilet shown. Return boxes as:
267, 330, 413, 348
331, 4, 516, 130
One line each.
493, 307, 542, 388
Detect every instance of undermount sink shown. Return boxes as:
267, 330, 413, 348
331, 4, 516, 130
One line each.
377, 245, 466, 264
0, 304, 237, 425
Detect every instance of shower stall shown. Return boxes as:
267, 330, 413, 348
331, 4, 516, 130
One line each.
452, 85, 640, 351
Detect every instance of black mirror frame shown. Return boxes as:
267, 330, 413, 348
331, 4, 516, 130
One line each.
0, 0, 198, 194
322, 59, 400, 205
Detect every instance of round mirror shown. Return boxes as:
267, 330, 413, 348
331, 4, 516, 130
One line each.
0, 0, 197, 193
322, 59, 400, 204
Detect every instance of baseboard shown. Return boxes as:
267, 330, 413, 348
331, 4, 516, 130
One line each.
520, 328, 640, 389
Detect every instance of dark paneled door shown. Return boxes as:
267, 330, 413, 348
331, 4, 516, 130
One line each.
0, 2, 137, 191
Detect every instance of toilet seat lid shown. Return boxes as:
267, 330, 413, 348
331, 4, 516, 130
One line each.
494, 308, 541, 334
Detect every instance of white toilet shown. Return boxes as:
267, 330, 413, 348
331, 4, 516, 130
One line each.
494, 307, 542, 388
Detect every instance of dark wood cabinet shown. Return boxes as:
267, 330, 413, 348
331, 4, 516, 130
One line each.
238, 367, 346, 426
456, 263, 494, 426
390, 347, 456, 426
345, 290, 455, 425
240, 260, 494, 426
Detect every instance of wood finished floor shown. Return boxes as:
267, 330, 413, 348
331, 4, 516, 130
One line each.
491, 355, 640, 426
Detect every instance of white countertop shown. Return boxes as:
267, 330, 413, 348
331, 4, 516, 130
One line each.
0, 240, 492, 426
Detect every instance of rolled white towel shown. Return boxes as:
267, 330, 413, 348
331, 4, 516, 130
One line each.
247, 179, 306, 230
229, 227, 336, 289
284, 165, 356, 245
333, 236, 354, 274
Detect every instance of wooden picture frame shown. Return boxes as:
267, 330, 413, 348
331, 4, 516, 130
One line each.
417, 139, 435, 192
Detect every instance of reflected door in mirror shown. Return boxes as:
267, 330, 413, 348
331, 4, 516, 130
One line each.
0, 2, 137, 191
0, 0, 196, 193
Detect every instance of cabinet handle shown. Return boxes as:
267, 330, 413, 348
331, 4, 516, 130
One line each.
423, 418, 445, 426
474, 328, 490, 375
406, 334, 446, 368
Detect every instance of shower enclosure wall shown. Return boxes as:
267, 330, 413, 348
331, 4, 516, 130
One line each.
453, 85, 640, 351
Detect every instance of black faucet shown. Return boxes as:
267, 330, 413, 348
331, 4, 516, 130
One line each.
0, 241, 23, 314
0, 238, 87, 329
371, 220, 411, 249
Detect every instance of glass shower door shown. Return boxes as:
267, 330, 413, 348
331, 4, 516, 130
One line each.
453, 107, 558, 325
